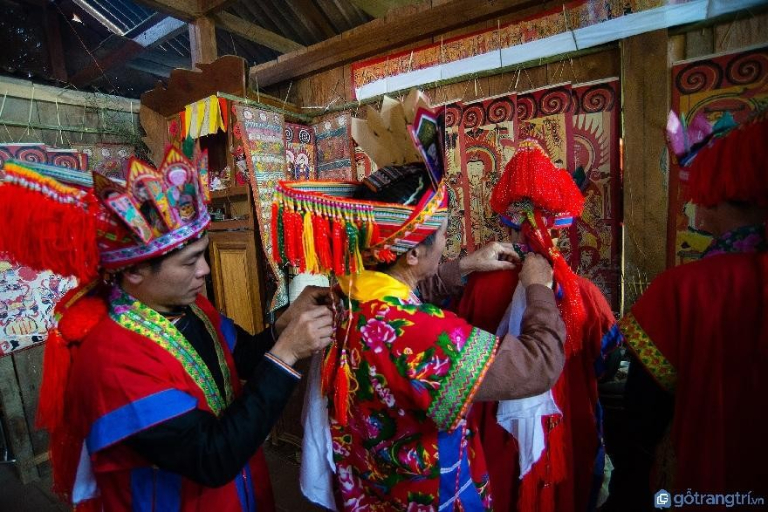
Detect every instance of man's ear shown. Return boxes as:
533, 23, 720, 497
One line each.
121, 265, 149, 287
404, 246, 421, 267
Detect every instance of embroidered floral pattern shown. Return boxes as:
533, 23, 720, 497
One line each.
702, 223, 767, 258
330, 293, 496, 510
619, 312, 676, 392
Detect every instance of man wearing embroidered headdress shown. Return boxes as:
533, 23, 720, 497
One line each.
608, 112, 768, 509
0, 148, 334, 512
454, 140, 622, 512
275, 93, 568, 511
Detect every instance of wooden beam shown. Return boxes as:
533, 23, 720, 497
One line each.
350, 0, 421, 18
69, 15, 189, 88
211, 12, 305, 53
288, 0, 337, 40
197, 0, 239, 14
44, 5, 67, 82
622, 29, 672, 307
70, 40, 146, 87
250, 0, 556, 88
189, 15, 218, 66
133, 0, 199, 22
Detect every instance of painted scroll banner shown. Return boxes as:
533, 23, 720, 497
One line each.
313, 113, 354, 181
569, 78, 621, 311
233, 104, 288, 311
284, 123, 317, 181
668, 46, 768, 266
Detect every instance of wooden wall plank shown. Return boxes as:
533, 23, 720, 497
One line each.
11, 347, 48, 475
685, 27, 714, 58
714, 12, 768, 53
0, 355, 39, 483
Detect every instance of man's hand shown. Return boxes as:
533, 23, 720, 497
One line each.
519, 253, 554, 288
459, 241, 520, 276
270, 305, 334, 366
274, 285, 332, 336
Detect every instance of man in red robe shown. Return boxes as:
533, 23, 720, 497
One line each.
611, 112, 768, 509
456, 140, 622, 512
0, 149, 334, 511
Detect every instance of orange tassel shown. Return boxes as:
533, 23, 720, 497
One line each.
321, 342, 339, 396
334, 349, 351, 426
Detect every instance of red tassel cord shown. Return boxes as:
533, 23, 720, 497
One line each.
283, 208, 297, 266
332, 218, 346, 276
271, 203, 283, 265
314, 214, 333, 272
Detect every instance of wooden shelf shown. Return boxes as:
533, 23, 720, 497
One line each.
210, 184, 250, 200
209, 217, 253, 231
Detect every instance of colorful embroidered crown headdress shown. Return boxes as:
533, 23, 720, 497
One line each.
271, 89, 448, 276
0, 146, 211, 282
667, 108, 768, 208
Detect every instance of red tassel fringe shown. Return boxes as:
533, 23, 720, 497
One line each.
271, 203, 282, 264
0, 186, 100, 282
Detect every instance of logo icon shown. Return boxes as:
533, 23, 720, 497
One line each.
655, 489, 672, 509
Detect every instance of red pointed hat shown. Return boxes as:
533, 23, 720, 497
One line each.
491, 139, 584, 230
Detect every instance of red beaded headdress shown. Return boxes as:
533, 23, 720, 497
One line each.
667, 109, 768, 208
491, 139, 587, 356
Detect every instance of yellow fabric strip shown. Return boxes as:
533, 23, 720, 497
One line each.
618, 312, 677, 393
184, 104, 194, 139
337, 269, 411, 303
195, 100, 206, 139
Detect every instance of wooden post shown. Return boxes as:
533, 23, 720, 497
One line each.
621, 29, 673, 309
189, 16, 218, 67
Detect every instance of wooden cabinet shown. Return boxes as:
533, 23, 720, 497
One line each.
208, 230, 265, 335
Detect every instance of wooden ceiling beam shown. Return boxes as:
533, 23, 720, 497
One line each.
211, 12, 305, 53
69, 14, 188, 87
349, 0, 422, 18
250, 0, 557, 88
132, 0, 198, 22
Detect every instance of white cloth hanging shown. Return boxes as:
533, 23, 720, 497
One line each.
495, 283, 562, 478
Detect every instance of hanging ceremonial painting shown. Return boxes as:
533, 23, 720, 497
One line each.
233, 103, 288, 311
313, 113, 354, 180
569, 78, 621, 311
0, 262, 75, 356
0, 144, 87, 171
668, 46, 768, 266
70, 142, 134, 179
284, 122, 316, 181
445, 95, 518, 258
442, 102, 466, 259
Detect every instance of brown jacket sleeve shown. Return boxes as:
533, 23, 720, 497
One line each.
417, 259, 464, 305
474, 284, 566, 401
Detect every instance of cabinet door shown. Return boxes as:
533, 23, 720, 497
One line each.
207, 231, 265, 334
